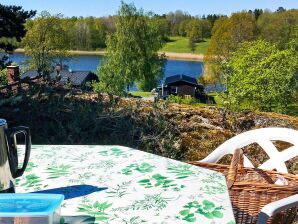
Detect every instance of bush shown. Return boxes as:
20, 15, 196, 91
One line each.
225, 40, 298, 113
166, 95, 198, 105
0, 69, 8, 86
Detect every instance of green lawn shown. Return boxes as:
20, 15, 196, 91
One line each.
129, 91, 152, 97
161, 36, 210, 54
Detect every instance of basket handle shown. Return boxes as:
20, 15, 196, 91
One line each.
227, 148, 244, 189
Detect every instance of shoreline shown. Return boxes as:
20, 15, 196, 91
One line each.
14, 49, 204, 61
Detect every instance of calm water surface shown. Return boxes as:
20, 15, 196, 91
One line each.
9, 53, 204, 80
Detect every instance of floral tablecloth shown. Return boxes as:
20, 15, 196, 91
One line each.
16, 145, 235, 224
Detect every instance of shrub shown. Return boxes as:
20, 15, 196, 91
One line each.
0, 69, 7, 86
166, 95, 198, 105
225, 40, 298, 113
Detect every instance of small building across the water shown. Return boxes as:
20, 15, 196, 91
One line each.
21, 64, 98, 90
157, 74, 206, 100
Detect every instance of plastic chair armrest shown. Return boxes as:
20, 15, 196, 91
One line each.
256, 194, 298, 224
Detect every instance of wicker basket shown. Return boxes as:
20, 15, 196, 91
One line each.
188, 149, 298, 224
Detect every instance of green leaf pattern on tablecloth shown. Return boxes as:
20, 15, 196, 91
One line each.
167, 163, 195, 179
112, 194, 171, 215
106, 181, 131, 198
120, 216, 148, 224
122, 163, 155, 175
98, 147, 130, 158
138, 174, 185, 191
77, 201, 112, 221
25, 162, 37, 172
130, 194, 170, 212
15, 145, 235, 224
200, 182, 227, 194
20, 174, 42, 190
179, 200, 224, 222
46, 164, 72, 179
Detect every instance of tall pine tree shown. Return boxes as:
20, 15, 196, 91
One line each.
0, 4, 35, 69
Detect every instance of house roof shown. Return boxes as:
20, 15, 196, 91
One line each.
21, 70, 39, 79
51, 70, 92, 86
164, 74, 198, 86
21, 70, 94, 86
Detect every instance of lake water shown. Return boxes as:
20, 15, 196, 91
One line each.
9, 53, 204, 80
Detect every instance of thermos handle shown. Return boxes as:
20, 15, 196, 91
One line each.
5, 126, 31, 178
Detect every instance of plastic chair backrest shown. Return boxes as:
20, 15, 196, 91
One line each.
200, 128, 298, 173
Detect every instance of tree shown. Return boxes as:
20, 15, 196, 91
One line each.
257, 9, 298, 49
152, 16, 170, 41
73, 18, 91, 50
188, 38, 196, 53
22, 11, 70, 77
0, 69, 8, 86
186, 19, 202, 42
253, 9, 263, 20
178, 19, 191, 36
185, 19, 211, 43
90, 18, 108, 49
202, 12, 257, 85
276, 7, 286, 13
0, 4, 35, 69
205, 14, 227, 29
166, 10, 191, 35
225, 40, 298, 112
94, 2, 166, 95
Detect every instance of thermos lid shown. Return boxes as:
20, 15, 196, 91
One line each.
0, 119, 6, 126
0, 193, 64, 217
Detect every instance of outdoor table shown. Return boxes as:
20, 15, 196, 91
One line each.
16, 145, 236, 224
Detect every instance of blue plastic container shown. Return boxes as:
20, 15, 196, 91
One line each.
0, 193, 64, 224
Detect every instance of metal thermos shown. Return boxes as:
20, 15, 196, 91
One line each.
0, 119, 31, 193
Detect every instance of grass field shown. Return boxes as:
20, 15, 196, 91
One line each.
16, 36, 210, 56
129, 91, 152, 97
161, 36, 210, 54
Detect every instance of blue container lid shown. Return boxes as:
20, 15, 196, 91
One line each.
0, 194, 64, 217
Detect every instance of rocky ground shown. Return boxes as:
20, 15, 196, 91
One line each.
0, 84, 297, 174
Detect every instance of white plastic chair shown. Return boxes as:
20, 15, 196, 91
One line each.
256, 194, 298, 224
201, 127, 298, 173
200, 127, 298, 224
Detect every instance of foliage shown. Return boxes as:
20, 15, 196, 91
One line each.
225, 40, 298, 112
166, 10, 192, 36
203, 12, 257, 85
188, 38, 196, 53
186, 19, 211, 42
22, 11, 70, 77
20, 9, 218, 54
202, 9, 298, 86
0, 69, 8, 86
166, 10, 223, 37
94, 2, 166, 94
62, 16, 108, 50
248, 8, 263, 20
257, 9, 298, 50
166, 95, 198, 105
1, 84, 298, 172
0, 4, 35, 69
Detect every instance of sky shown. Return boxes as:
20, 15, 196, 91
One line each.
2, 0, 298, 17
